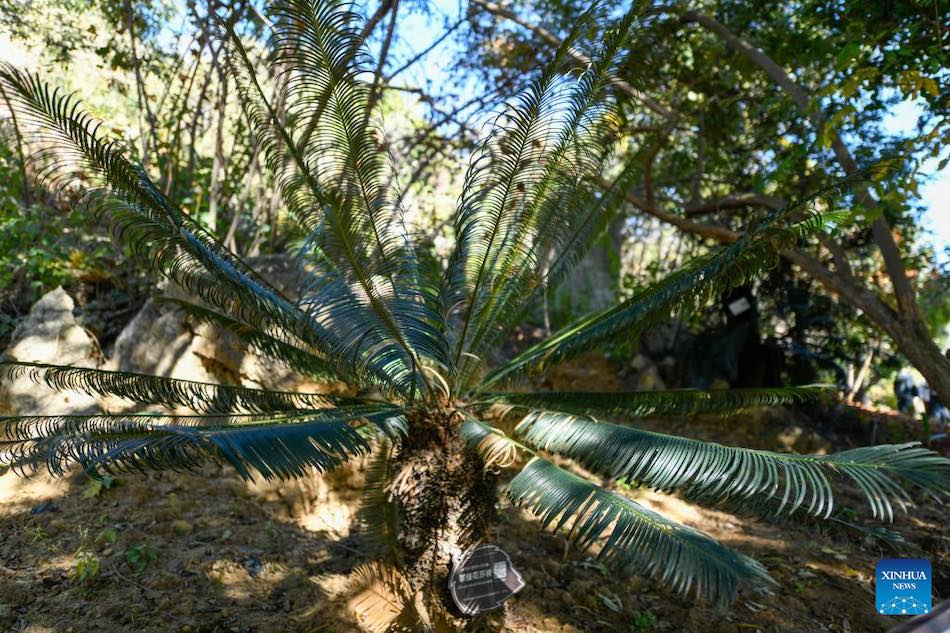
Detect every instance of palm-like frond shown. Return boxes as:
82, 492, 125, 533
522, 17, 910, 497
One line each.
477, 385, 827, 418
443, 6, 641, 389
507, 456, 771, 606
357, 437, 401, 562
0, 66, 284, 321
0, 406, 395, 479
477, 191, 852, 392
515, 411, 950, 520
223, 0, 448, 398
0, 361, 365, 414
0, 65, 394, 394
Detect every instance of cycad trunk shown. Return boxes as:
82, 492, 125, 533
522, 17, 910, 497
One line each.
389, 408, 501, 631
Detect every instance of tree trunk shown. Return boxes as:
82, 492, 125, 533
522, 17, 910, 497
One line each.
388, 409, 501, 631
207, 70, 229, 235
882, 318, 950, 411
784, 249, 950, 408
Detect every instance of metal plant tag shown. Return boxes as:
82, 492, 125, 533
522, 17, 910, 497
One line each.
448, 544, 525, 616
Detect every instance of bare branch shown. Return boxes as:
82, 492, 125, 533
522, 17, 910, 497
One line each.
684, 193, 787, 216
675, 8, 921, 320
471, 0, 676, 120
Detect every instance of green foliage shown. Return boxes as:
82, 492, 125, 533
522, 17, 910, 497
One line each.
479, 385, 827, 418
82, 473, 115, 498
919, 270, 950, 344
629, 610, 657, 633
71, 548, 101, 587
514, 410, 949, 520
478, 206, 852, 390
97, 527, 118, 544
507, 456, 771, 607
125, 542, 158, 574
0, 0, 947, 612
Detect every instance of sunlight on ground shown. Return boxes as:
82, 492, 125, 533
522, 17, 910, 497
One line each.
295, 499, 356, 535
0, 469, 69, 506
634, 489, 792, 551
205, 559, 290, 601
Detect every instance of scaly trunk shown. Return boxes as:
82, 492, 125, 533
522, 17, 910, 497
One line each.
389, 408, 501, 631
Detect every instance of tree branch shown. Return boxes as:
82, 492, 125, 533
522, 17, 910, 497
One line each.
676, 8, 920, 320
470, 0, 676, 120
684, 192, 787, 216
387, 16, 465, 82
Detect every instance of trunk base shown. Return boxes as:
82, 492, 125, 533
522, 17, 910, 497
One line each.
388, 408, 500, 631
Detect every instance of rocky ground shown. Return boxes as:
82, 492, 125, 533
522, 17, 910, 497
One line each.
0, 288, 947, 633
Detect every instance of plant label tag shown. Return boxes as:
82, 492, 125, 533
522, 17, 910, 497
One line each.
727, 296, 752, 316
449, 544, 525, 616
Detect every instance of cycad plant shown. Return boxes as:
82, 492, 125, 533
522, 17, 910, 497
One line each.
1, 1, 947, 628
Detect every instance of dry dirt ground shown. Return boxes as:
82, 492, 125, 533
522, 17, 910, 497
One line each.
0, 354, 947, 633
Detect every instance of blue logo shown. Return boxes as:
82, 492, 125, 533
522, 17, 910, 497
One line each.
876, 559, 931, 615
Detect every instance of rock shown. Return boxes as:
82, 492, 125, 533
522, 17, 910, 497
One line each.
641, 320, 692, 357
0, 287, 102, 415
107, 257, 320, 395
30, 501, 60, 514
555, 252, 617, 317
630, 353, 654, 373
109, 298, 212, 382
635, 366, 666, 391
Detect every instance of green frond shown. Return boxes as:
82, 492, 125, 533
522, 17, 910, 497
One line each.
477, 385, 828, 418
0, 361, 365, 414
478, 180, 860, 392
0, 406, 397, 479
444, 5, 646, 392
514, 410, 950, 520
507, 456, 772, 606
0, 64, 404, 396
0, 65, 288, 320
445, 6, 642, 386
223, 1, 450, 398
4, 34, 446, 401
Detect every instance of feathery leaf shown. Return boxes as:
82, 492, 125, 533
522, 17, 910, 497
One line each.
0, 361, 359, 414
0, 406, 397, 479
444, 5, 641, 387
478, 385, 828, 418
507, 456, 772, 606
515, 411, 950, 520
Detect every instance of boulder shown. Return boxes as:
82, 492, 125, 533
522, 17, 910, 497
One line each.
634, 365, 666, 391
629, 353, 654, 373
640, 320, 692, 357
109, 298, 208, 379
106, 255, 338, 395
0, 287, 102, 415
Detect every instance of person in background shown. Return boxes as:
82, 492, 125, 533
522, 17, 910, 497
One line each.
917, 379, 931, 418
894, 367, 917, 414
922, 380, 950, 425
